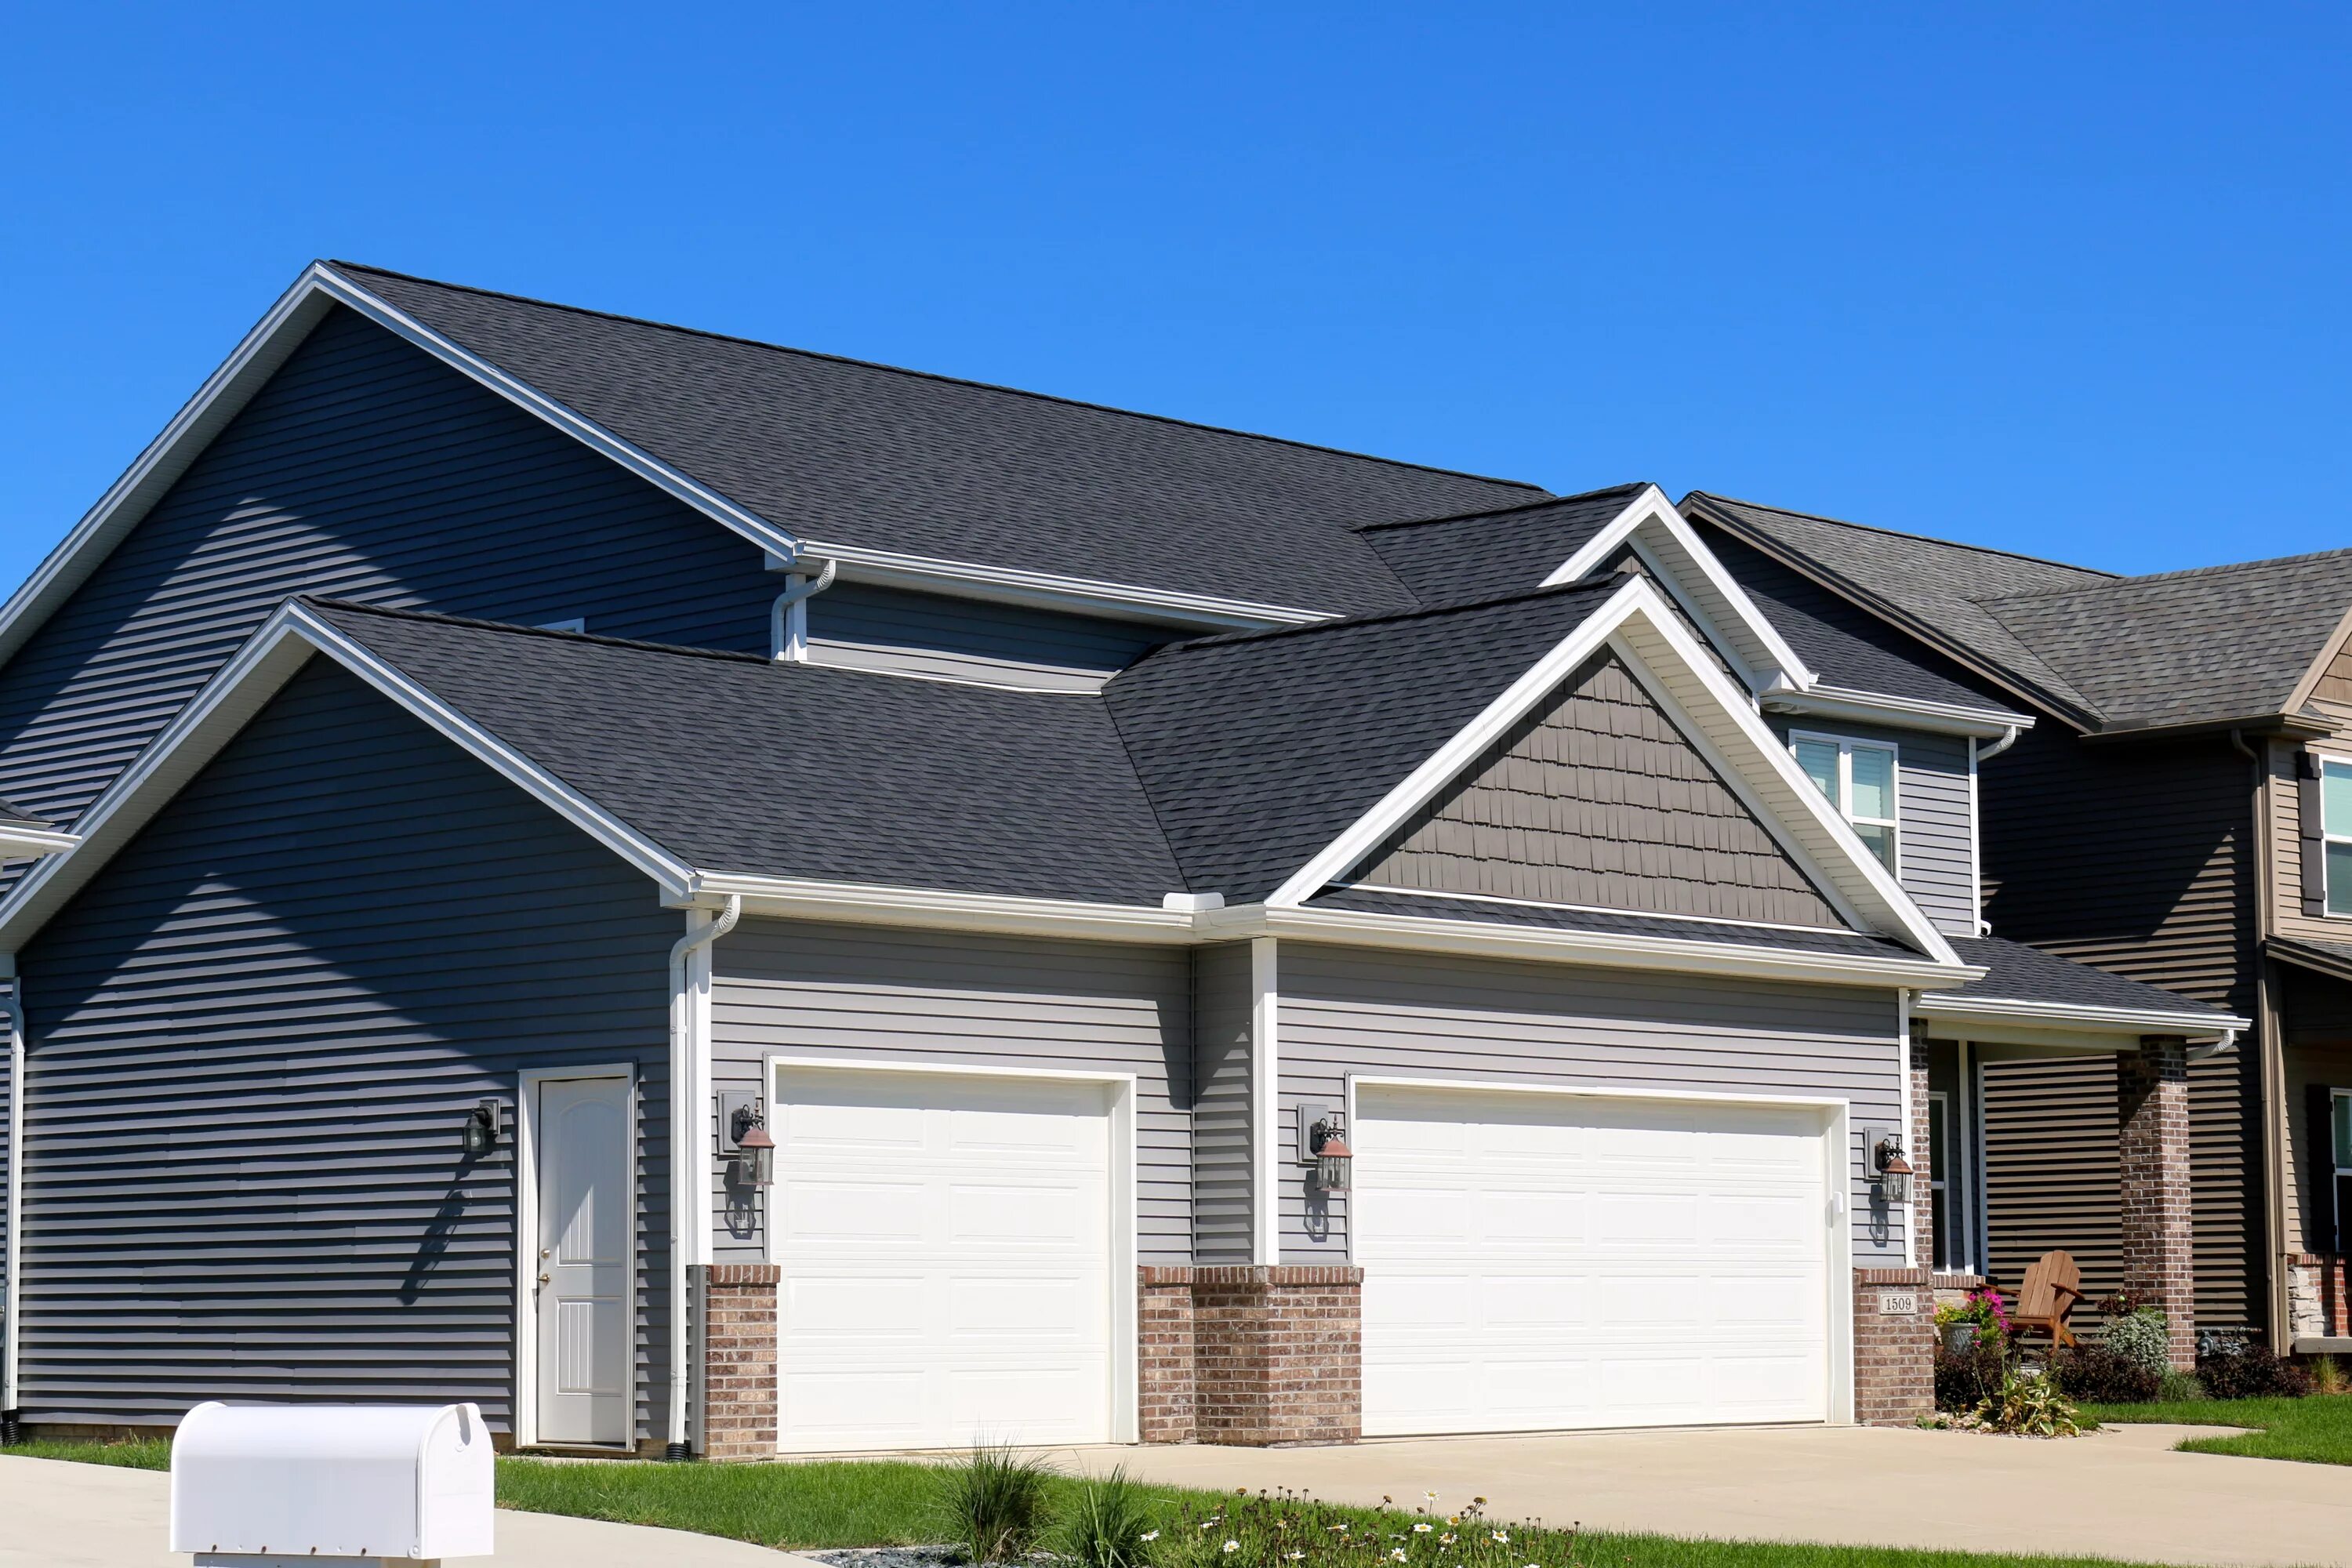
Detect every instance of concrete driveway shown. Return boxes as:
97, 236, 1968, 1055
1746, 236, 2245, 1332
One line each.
1051, 1424, 2352, 1568
0, 1453, 802, 1567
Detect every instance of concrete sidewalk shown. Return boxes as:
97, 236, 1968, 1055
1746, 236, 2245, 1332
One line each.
1047, 1424, 2352, 1568
0, 1453, 808, 1567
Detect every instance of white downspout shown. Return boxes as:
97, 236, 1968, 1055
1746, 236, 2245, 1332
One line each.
2, 968, 21, 1434
770, 558, 838, 663
665, 895, 739, 1460
1976, 724, 2021, 763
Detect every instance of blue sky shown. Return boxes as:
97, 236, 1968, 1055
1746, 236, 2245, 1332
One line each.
2, 5, 2344, 589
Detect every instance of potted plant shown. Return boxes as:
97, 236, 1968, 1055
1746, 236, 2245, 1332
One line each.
1935, 1285, 2011, 1356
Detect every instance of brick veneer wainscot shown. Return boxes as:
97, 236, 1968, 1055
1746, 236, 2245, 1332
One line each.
1854, 1267, 1985, 1425
697, 1263, 781, 1461
2118, 1036, 2197, 1370
1138, 1265, 1363, 1446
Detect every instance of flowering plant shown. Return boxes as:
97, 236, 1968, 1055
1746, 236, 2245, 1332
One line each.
1933, 1285, 2011, 1345
1150, 1489, 1583, 1568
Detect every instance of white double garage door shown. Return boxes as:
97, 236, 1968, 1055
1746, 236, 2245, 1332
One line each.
768, 1065, 1838, 1452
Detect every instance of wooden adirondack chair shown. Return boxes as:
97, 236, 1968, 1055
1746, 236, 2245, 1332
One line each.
2009, 1249, 2088, 1349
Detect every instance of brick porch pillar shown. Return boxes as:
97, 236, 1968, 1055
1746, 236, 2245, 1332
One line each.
698, 1263, 780, 1460
2117, 1036, 2195, 1369
1171, 1265, 1362, 1446
1138, 1267, 1198, 1442
1909, 1035, 1934, 1266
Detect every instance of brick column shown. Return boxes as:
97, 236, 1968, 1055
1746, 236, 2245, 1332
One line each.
1138, 1267, 1198, 1442
1185, 1265, 1362, 1446
698, 1263, 779, 1460
1853, 1267, 1984, 1425
1909, 1035, 1934, 1267
2118, 1036, 2195, 1370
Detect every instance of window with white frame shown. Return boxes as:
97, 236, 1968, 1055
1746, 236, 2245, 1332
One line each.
2324, 760, 2352, 916
1792, 733, 1899, 872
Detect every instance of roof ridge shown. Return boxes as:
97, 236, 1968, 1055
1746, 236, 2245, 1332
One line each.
1684, 490, 2118, 579
1994, 543, 2352, 599
325, 260, 1552, 499
1351, 481, 1649, 534
299, 596, 777, 666
1149, 577, 1615, 656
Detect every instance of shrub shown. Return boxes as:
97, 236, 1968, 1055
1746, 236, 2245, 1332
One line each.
1934, 1338, 2007, 1412
2307, 1353, 2350, 1396
935, 1444, 1055, 1565
1054, 1467, 1156, 1568
2156, 1370, 2208, 1402
1955, 1367, 2084, 1436
2102, 1307, 2172, 1376
2052, 1343, 2159, 1403
2198, 1341, 2311, 1401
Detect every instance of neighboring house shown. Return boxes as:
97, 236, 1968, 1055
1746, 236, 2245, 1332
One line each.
0, 264, 2234, 1458
1685, 492, 2352, 1356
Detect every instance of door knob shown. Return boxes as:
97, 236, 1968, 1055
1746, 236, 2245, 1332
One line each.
538, 1272, 551, 1286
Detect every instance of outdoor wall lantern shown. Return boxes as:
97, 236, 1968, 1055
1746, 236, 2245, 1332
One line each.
1873, 1132, 1915, 1205
460, 1099, 501, 1158
730, 1103, 776, 1189
1296, 1102, 1354, 1191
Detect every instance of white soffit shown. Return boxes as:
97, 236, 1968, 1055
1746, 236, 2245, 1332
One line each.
1541, 485, 1817, 694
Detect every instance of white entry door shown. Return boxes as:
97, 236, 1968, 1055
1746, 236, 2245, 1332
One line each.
534, 1074, 632, 1445
1356, 1084, 1832, 1437
771, 1066, 1118, 1453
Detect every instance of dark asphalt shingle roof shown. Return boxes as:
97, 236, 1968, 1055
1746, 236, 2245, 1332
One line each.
307, 601, 1186, 906
1308, 886, 1919, 956
1356, 485, 1646, 604
1976, 550, 2352, 731
330, 263, 1547, 619
1104, 582, 1622, 903
1940, 935, 2238, 1021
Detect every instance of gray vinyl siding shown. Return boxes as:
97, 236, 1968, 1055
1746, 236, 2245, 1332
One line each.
1192, 942, 1256, 1265
806, 582, 1174, 691
1361, 652, 1842, 927
0, 303, 778, 858
1766, 717, 1978, 937
709, 919, 1192, 1265
1272, 942, 1907, 1265
12, 659, 677, 1433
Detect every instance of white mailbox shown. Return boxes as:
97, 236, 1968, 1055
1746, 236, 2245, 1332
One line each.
171, 1402, 494, 1566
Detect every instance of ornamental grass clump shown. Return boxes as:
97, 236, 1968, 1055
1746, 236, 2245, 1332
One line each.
935, 1444, 1056, 1565
1054, 1467, 1159, 1568
1153, 1488, 1585, 1568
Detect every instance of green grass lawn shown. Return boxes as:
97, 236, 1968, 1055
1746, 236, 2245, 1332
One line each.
2, 1437, 2201, 1566
2079, 1394, 2352, 1465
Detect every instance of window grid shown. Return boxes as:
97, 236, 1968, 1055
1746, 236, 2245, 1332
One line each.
1791, 733, 1900, 874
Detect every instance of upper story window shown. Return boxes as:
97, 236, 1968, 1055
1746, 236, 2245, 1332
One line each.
1792, 733, 1899, 873
2324, 759, 2352, 916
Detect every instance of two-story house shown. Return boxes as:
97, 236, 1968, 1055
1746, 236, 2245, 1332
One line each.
0, 264, 2234, 1458
1686, 492, 2352, 1359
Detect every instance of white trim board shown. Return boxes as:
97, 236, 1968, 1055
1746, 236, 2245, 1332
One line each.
762, 1053, 1142, 1448
512, 1061, 641, 1452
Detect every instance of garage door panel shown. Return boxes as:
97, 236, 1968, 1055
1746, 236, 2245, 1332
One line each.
773, 1068, 1118, 1453
1359, 1086, 1832, 1437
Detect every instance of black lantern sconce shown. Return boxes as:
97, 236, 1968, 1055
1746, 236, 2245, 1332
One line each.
460, 1098, 502, 1157
1295, 1102, 1353, 1191
728, 1101, 775, 1189
1871, 1129, 1914, 1205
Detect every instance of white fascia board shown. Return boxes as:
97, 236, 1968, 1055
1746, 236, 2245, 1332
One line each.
803, 541, 1336, 631
0, 602, 698, 953
1915, 991, 2249, 1039
1542, 486, 1818, 692
1762, 684, 2034, 739
1212, 902, 1978, 991
688, 872, 1194, 942
0, 826, 80, 858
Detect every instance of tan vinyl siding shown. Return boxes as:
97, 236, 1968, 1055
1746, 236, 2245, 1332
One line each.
1980, 722, 2262, 1328
1359, 651, 1841, 927
2267, 733, 2352, 940
2307, 637, 2352, 708
2280, 964, 2352, 1253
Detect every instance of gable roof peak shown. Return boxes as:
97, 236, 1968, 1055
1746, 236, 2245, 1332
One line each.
1682, 489, 2118, 581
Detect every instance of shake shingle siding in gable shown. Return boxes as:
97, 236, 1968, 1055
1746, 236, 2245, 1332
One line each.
1360, 652, 1841, 927
0, 305, 777, 850
13, 659, 677, 1433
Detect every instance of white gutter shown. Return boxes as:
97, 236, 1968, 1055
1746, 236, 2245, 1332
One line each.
1913, 991, 2249, 1037
1762, 686, 2033, 742
770, 557, 838, 663
665, 895, 739, 1459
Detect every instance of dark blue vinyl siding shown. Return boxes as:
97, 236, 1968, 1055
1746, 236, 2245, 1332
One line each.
808, 582, 1177, 689
14, 659, 675, 1434
0, 304, 777, 847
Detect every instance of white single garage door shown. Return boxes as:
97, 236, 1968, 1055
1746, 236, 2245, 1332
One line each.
1356, 1084, 1833, 1436
770, 1066, 1119, 1452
